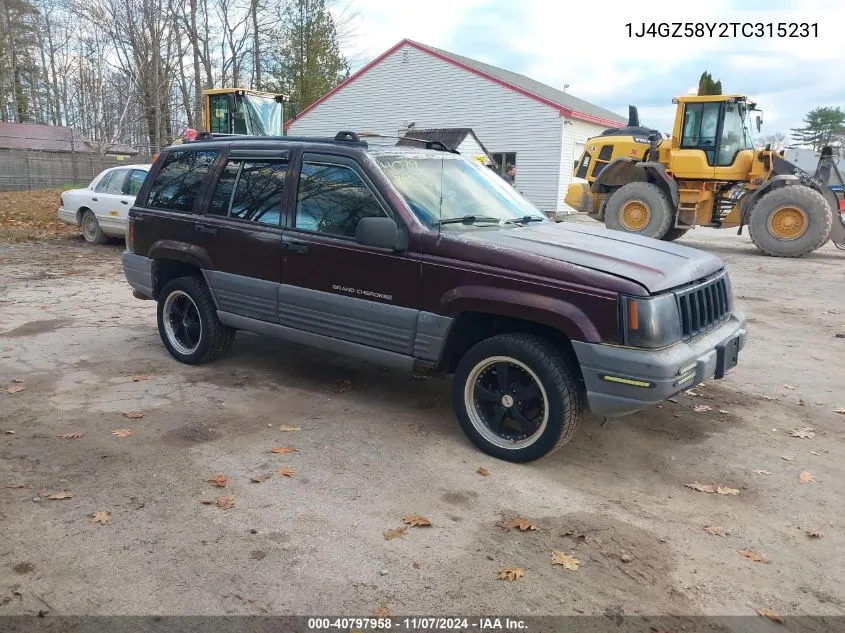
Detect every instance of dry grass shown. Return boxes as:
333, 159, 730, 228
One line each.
0, 188, 80, 243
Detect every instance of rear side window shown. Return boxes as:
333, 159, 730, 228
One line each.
94, 171, 115, 193
145, 150, 218, 212
208, 160, 287, 226
124, 169, 148, 196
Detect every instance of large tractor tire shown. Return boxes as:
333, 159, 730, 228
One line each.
605, 182, 674, 239
748, 185, 832, 257
661, 227, 689, 242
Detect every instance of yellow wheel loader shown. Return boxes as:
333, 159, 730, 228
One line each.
565, 95, 845, 257
202, 88, 288, 136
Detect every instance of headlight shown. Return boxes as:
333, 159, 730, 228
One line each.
620, 294, 682, 349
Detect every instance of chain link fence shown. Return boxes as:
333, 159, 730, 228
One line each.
0, 149, 152, 191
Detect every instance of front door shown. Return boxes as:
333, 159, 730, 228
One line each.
279, 153, 422, 355
195, 152, 289, 323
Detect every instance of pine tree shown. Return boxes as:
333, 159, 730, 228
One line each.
697, 71, 722, 96
791, 107, 845, 151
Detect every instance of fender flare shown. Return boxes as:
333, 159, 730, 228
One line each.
148, 239, 213, 270
440, 285, 602, 344
592, 158, 679, 207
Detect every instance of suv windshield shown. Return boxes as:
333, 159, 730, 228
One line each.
375, 154, 547, 228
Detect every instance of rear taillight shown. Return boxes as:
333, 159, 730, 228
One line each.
60, 195, 65, 207
127, 218, 134, 252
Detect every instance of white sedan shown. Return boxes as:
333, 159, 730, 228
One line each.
58, 164, 151, 244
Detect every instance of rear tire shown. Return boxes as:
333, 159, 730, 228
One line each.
748, 185, 832, 257
81, 209, 107, 244
157, 276, 235, 364
605, 182, 674, 239
661, 227, 689, 242
452, 334, 584, 462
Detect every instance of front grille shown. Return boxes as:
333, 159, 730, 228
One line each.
675, 274, 731, 340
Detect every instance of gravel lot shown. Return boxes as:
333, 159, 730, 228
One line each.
1, 225, 844, 619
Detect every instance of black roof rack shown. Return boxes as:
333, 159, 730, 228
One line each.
193, 131, 368, 148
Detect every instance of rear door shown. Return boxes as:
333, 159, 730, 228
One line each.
93, 168, 130, 222
278, 152, 422, 355
193, 149, 289, 323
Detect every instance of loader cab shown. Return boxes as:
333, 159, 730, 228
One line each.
670, 95, 761, 180
203, 89, 287, 136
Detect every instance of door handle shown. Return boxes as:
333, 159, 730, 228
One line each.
91, 197, 98, 202
194, 223, 219, 236
121, 200, 129, 205
282, 240, 310, 254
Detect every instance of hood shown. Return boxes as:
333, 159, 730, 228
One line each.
458, 222, 724, 294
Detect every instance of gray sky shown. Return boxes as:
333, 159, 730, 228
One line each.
341, 0, 844, 138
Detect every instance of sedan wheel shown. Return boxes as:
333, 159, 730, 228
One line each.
81, 210, 107, 244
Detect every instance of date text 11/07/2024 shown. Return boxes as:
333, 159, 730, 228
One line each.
307, 617, 528, 630
625, 22, 818, 38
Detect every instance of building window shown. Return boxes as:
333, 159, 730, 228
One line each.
490, 152, 517, 176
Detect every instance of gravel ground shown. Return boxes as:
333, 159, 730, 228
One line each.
1, 225, 844, 620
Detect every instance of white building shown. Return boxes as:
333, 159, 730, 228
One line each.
286, 39, 626, 214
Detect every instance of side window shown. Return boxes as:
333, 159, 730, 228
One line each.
145, 150, 218, 213
208, 159, 287, 226
94, 171, 114, 193
294, 162, 386, 238
681, 104, 701, 146
124, 169, 148, 196
209, 94, 229, 134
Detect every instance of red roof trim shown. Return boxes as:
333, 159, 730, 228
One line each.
286, 38, 622, 130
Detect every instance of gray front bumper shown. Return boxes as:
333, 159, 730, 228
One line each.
572, 313, 746, 417
123, 252, 154, 298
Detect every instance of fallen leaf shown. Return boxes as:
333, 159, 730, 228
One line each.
799, 471, 816, 484
112, 428, 133, 437
11, 378, 22, 383
810, 450, 824, 456
685, 482, 739, 495
406, 424, 422, 435
270, 447, 295, 454
412, 561, 421, 570
834, 408, 845, 414
694, 404, 712, 412
122, 411, 144, 419
477, 467, 490, 476
756, 609, 783, 623
498, 516, 538, 531
806, 529, 823, 539
740, 549, 770, 563
275, 467, 295, 478
5, 483, 26, 489
211, 496, 234, 510
4, 430, 14, 434
684, 389, 698, 397
131, 375, 148, 382
200, 499, 214, 505
279, 425, 302, 432
782, 456, 796, 461
789, 427, 815, 439
90, 511, 111, 525
46, 490, 72, 500
704, 525, 730, 536
496, 567, 525, 581
551, 551, 580, 570
402, 514, 432, 527
783, 384, 796, 390
250, 473, 271, 483
798, 399, 806, 406
718, 409, 729, 414
383, 526, 408, 540
667, 397, 679, 403
207, 474, 228, 487
760, 395, 776, 401
6, 385, 25, 394
372, 607, 391, 617
754, 470, 773, 476
250, 549, 266, 560
334, 379, 352, 393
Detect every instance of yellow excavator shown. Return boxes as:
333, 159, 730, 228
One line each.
565, 94, 845, 257
201, 88, 289, 136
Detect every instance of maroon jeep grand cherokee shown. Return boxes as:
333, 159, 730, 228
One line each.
122, 132, 746, 462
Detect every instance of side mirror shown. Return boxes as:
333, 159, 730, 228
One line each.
355, 216, 401, 250
756, 115, 762, 132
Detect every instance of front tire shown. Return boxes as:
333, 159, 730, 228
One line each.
157, 276, 234, 364
748, 185, 832, 257
605, 182, 674, 239
452, 334, 584, 462
81, 209, 107, 244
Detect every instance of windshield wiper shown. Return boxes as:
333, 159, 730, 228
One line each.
434, 215, 502, 226
504, 215, 546, 225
